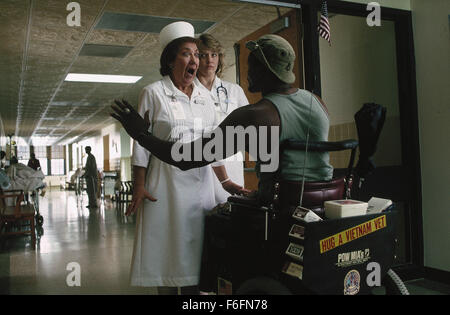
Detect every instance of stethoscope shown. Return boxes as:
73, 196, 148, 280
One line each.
215, 82, 229, 114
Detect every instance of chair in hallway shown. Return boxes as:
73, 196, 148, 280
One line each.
117, 181, 133, 206
0, 189, 36, 249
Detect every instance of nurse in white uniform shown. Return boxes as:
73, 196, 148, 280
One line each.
195, 34, 250, 204
127, 22, 240, 295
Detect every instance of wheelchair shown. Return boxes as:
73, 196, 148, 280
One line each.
199, 139, 409, 295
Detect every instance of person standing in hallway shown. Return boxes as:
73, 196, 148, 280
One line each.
27, 153, 41, 171
0, 151, 6, 169
83, 146, 98, 209
195, 33, 250, 204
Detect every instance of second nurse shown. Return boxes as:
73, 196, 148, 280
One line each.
195, 34, 250, 204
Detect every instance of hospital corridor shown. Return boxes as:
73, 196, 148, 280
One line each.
0, 188, 155, 294
1, 0, 449, 299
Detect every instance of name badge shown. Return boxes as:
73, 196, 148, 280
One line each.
169, 99, 185, 120
193, 97, 206, 106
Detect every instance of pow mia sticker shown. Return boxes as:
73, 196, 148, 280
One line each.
289, 224, 305, 240
282, 261, 303, 280
285, 243, 304, 262
344, 270, 361, 295
292, 206, 322, 223
336, 248, 371, 267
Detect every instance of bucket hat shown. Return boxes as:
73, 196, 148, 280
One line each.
246, 34, 295, 84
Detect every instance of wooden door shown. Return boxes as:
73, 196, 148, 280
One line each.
235, 8, 304, 190
68, 143, 73, 171
103, 134, 110, 171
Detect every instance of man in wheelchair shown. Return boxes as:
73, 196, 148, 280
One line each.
111, 34, 404, 295
110, 33, 341, 292
111, 34, 334, 210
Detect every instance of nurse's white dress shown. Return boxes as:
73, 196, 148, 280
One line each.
130, 76, 217, 287
195, 77, 249, 204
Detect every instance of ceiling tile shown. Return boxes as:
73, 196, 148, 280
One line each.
0, 0, 295, 144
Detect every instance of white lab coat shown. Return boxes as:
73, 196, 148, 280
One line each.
130, 76, 217, 287
195, 77, 249, 204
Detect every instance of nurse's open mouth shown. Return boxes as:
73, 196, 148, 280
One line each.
187, 68, 195, 75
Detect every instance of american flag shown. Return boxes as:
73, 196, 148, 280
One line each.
318, 1, 331, 45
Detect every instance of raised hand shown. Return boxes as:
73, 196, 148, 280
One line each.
111, 99, 150, 139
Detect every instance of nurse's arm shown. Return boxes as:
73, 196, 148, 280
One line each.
212, 164, 251, 195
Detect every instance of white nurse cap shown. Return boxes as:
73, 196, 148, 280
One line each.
159, 21, 195, 50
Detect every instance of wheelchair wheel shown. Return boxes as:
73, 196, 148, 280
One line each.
236, 277, 292, 295
382, 269, 410, 295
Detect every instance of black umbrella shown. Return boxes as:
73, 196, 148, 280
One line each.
354, 103, 386, 185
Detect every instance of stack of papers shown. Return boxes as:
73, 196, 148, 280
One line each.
367, 197, 393, 214
324, 199, 368, 219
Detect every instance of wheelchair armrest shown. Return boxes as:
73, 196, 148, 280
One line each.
282, 139, 358, 152
228, 195, 271, 215
228, 195, 259, 207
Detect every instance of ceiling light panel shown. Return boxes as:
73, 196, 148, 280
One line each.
65, 73, 142, 83
50, 101, 97, 106
79, 44, 134, 58
87, 29, 147, 46
95, 12, 215, 34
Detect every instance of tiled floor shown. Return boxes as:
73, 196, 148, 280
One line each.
0, 189, 155, 295
403, 278, 450, 295
0, 189, 449, 295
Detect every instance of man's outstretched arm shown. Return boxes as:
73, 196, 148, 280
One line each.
111, 99, 255, 170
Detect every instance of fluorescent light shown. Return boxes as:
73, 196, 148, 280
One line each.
31, 136, 61, 146
230, 0, 300, 9
65, 73, 142, 83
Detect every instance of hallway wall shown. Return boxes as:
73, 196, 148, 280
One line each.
411, 0, 450, 272
339, 0, 449, 272
0, 113, 5, 150
70, 122, 133, 181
